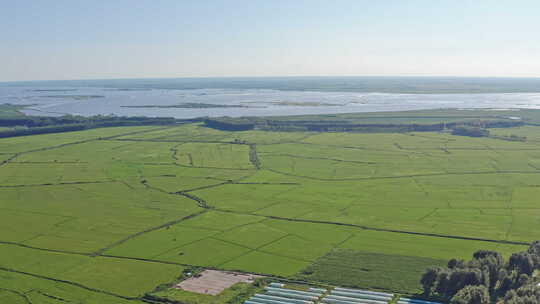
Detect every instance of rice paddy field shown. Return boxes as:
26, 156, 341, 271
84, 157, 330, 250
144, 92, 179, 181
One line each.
1, 117, 540, 303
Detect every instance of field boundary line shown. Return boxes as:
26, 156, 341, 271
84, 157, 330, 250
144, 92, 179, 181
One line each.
0, 240, 92, 256
505, 189, 515, 241
0, 288, 32, 304
0, 240, 210, 270
10, 161, 88, 164
109, 138, 236, 144
0, 154, 20, 167
0, 267, 138, 301
173, 191, 212, 209
249, 143, 261, 169
0, 180, 114, 188
100, 126, 178, 140
31, 290, 74, 304
262, 214, 530, 246
212, 209, 530, 246
92, 210, 208, 256
100, 254, 198, 268
142, 162, 254, 171
233, 181, 301, 185
1, 126, 175, 168
417, 208, 439, 222
261, 153, 378, 165
215, 233, 294, 268
181, 181, 231, 193
266, 168, 540, 182
176, 179, 300, 193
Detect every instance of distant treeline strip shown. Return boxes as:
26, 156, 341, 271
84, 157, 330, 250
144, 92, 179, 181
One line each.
204, 118, 523, 133
0, 112, 526, 139
0, 115, 197, 138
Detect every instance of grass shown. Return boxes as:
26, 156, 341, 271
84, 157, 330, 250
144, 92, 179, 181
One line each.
295, 249, 446, 295
174, 142, 254, 169
2, 112, 540, 302
0, 270, 142, 304
0, 244, 184, 298
0, 182, 201, 252
0, 125, 161, 154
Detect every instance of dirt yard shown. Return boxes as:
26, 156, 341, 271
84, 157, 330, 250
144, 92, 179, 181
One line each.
175, 269, 263, 295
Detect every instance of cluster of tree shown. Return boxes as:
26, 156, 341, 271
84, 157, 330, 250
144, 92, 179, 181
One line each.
0, 115, 191, 138
204, 117, 523, 134
204, 118, 255, 131
0, 124, 87, 138
451, 126, 490, 137
0, 114, 182, 128
490, 134, 527, 142
420, 241, 540, 304
504, 282, 540, 304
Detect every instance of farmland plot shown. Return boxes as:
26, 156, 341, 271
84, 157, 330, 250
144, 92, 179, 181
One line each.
2, 122, 540, 301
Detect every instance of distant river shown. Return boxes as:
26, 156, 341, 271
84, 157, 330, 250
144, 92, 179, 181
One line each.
2, 86, 540, 118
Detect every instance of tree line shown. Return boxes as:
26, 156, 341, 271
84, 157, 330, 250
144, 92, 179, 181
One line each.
0, 115, 195, 138
420, 241, 540, 304
203, 117, 523, 134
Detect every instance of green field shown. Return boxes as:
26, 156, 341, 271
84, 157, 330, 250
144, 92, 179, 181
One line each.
295, 249, 447, 293
2, 113, 540, 302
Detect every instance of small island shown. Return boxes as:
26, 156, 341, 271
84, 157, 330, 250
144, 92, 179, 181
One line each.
31, 89, 78, 92
41, 95, 105, 100
121, 102, 253, 109
269, 101, 344, 107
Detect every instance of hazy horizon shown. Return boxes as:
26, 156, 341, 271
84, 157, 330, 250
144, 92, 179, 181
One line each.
4, 75, 540, 85
2, 1, 540, 82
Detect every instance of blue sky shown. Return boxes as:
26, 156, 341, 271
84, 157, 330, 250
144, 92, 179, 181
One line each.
1, 0, 539, 81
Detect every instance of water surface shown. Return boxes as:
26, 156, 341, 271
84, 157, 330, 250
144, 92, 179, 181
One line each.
2, 85, 540, 118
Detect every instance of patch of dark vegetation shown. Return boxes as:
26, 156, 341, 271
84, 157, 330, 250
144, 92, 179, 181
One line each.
0, 114, 195, 138
451, 126, 490, 137
295, 249, 446, 294
142, 293, 183, 303
204, 118, 255, 131
490, 134, 527, 142
0, 105, 535, 139
248, 144, 261, 169
421, 241, 540, 304
122, 103, 251, 109
204, 117, 524, 133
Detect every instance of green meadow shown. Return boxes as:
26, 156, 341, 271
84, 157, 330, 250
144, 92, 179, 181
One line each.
2, 114, 540, 302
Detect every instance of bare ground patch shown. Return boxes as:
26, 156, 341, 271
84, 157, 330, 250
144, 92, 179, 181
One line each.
175, 270, 262, 295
